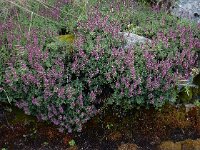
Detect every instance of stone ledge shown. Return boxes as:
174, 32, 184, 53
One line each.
120, 32, 151, 49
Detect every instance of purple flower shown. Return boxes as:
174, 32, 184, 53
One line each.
52, 118, 59, 125
24, 107, 30, 115
77, 124, 82, 132
52, 106, 58, 115
78, 93, 84, 106
89, 91, 96, 101
58, 87, 65, 99
58, 115, 63, 121
68, 127, 72, 133
59, 106, 64, 114
32, 97, 40, 106
137, 88, 142, 95
115, 81, 120, 89
70, 102, 75, 108
48, 112, 53, 119
41, 114, 47, 121
67, 86, 74, 99
0, 87, 3, 92
105, 72, 111, 81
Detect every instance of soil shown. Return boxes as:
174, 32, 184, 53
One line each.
1, 103, 200, 150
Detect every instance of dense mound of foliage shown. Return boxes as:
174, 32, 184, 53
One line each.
0, 0, 199, 132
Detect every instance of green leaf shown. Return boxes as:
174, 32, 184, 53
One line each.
69, 139, 76, 146
107, 98, 114, 105
2, 89, 12, 104
45, 60, 52, 68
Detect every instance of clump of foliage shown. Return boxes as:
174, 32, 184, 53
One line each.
126, 6, 200, 39
0, 0, 199, 133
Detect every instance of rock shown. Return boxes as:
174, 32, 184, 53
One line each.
120, 32, 151, 49
185, 104, 196, 113
193, 139, 200, 150
171, 0, 200, 24
159, 139, 200, 150
181, 139, 200, 150
118, 143, 138, 150
158, 141, 181, 150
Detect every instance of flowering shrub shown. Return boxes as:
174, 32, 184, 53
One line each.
4, 31, 101, 132
0, 0, 199, 132
2, 6, 124, 132
70, 6, 199, 109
